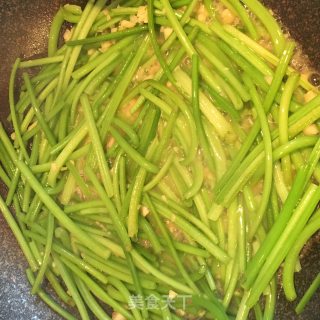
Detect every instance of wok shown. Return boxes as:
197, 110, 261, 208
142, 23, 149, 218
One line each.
0, 1, 319, 319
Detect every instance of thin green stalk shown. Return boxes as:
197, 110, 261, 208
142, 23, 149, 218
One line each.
243, 168, 306, 289
192, 295, 229, 320
243, 75, 273, 238
130, 249, 193, 294
144, 194, 200, 293
263, 277, 277, 320
109, 127, 159, 173
0, 194, 38, 271
70, 51, 120, 124
227, 0, 258, 39
283, 215, 320, 301
0, 129, 108, 258
47, 124, 88, 186
62, 0, 107, 89
151, 199, 229, 263
241, 0, 285, 56
127, 140, 156, 238
48, 8, 65, 56
23, 73, 57, 146
246, 184, 320, 307
209, 21, 273, 76
85, 166, 132, 251
60, 256, 133, 319
20, 56, 64, 68
196, 42, 250, 102
149, 192, 218, 244
25, 231, 110, 284
23, 133, 40, 212
191, 54, 216, 173
26, 269, 77, 320
147, 0, 176, 85
143, 153, 174, 191
295, 273, 320, 315
54, 255, 90, 320
99, 35, 150, 138
215, 42, 295, 202
76, 278, 112, 320
9, 59, 30, 160
279, 73, 300, 187
68, 25, 148, 46
31, 213, 55, 294
81, 94, 113, 196
6, 157, 22, 206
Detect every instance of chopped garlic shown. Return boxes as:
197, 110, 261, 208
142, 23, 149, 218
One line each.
119, 19, 136, 30
63, 28, 73, 42
264, 75, 273, 85
168, 290, 178, 300
166, 81, 173, 89
160, 26, 173, 40
87, 48, 96, 56
107, 136, 115, 148
136, 6, 148, 24
221, 8, 235, 25
176, 309, 186, 317
197, 4, 208, 23
252, 240, 260, 255
10, 132, 16, 140
118, 98, 139, 124
304, 90, 317, 103
103, 9, 111, 21
99, 41, 113, 53
140, 206, 150, 217
303, 124, 319, 136
130, 15, 138, 26
135, 60, 161, 81
112, 312, 126, 320
50, 162, 58, 173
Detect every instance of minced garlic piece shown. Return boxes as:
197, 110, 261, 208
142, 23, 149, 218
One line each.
63, 28, 73, 42
103, 8, 111, 21
197, 4, 208, 23
221, 8, 234, 24
168, 290, 178, 300
136, 6, 148, 24
135, 60, 161, 81
130, 15, 138, 26
160, 26, 173, 40
119, 19, 136, 30
304, 90, 317, 103
107, 136, 115, 148
112, 312, 126, 320
87, 48, 96, 56
176, 309, 186, 317
99, 41, 113, 53
303, 124, 319, 136
118, 98, 140, 124
140, 206, 150, 217
118, 6, 148, 31
265, 75, 273, 85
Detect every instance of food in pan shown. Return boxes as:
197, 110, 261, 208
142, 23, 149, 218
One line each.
1, 0, 320, 319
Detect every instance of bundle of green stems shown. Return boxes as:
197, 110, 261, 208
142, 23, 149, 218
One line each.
1, 0, 320, 319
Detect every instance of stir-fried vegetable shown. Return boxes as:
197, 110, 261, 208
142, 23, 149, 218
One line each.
1, 0, 320, 319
